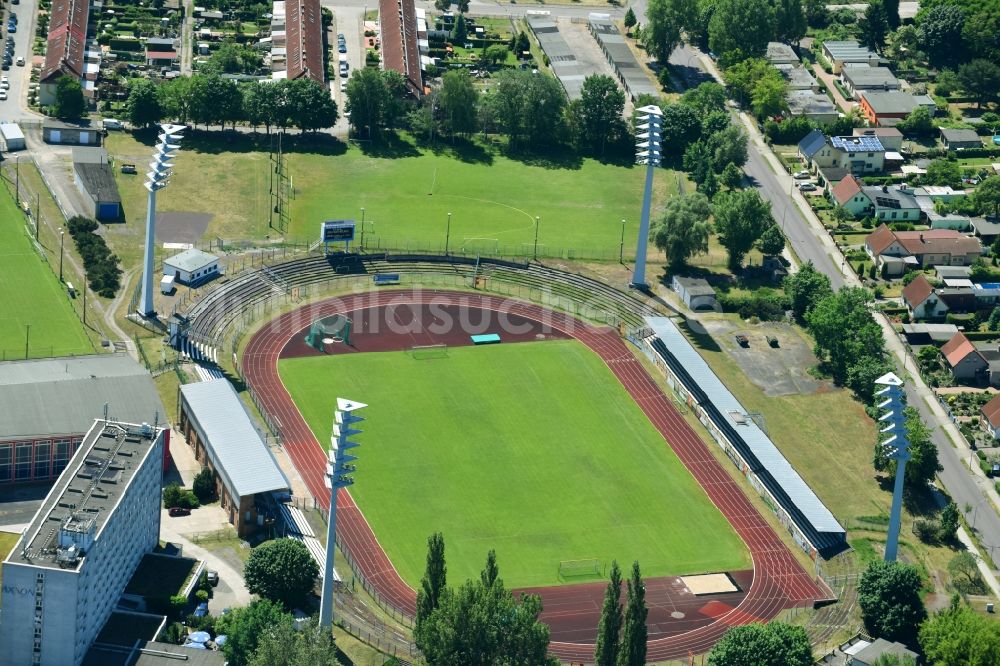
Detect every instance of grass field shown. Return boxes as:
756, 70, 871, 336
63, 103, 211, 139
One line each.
279, 340, 749, 589
289, 136, 681, 260
103, 131, 683, 264
0, 188, 92, 359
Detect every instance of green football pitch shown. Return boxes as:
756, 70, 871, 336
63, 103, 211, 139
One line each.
0, 189, 92, 359
279, 340, 749, 589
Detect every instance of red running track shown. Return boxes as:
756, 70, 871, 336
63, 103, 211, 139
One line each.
241, 292, 830, 661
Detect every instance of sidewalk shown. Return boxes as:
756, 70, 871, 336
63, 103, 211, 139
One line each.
956, 525, 1000, 598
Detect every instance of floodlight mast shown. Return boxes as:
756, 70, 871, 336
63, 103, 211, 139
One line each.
138, 124, 185, 317
319, 398, 367, 629
632, 105, 662, 290
875, 372, 910, 562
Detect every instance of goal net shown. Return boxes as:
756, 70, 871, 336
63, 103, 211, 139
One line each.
408, 344, 449, 360
558, 559, 603, 581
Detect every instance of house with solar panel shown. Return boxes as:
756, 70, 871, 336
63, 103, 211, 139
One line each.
798, 129, 886, 176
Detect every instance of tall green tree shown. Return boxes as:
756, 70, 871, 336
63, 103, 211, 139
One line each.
660, 102, 703, 153
617, 561, 647, 666
653, 192, 714, 266
708, 622, 812, 666
958, 59, 1000, 108
860, 1, 891, 52
707, 125, 748, 170
243, 538, 319, 609
920, 599, 1000, 665
483, 69, 566, 148
439, 70, 478, 135
873, 407, 940, 493
189, 73, 243, 129
576, 74, 626, 154
712, 189, 774, 269
594, 561, 623, 666
681, 82, 728, 116
248, 618, 340, 666
345, 68, 392, 138
720, 162, 744, 190
708, 0, 775, 65
976, 177, 1000, 218
783, 262, 833, 323
756, 224, 786, 256
160, 75, 194, 124
451, 13, 467, 43
53, 76, 86, 119
774, 0, 807, 44
418, 552, 557, 665
806, 287, 887, 396
644, 0, 684, 63
217, 599, 295, 666
415, 532, 447, 639
919, 4, 966, 67
858, 560, 927, 647
925, 159, 963, 189
288, 78, 338, 132
624, 8, 637, 32
751, 75, 788, 119
125, 78, 164, 128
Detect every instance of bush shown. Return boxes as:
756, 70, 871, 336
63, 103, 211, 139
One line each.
717, 289, 791, 321
66, 215, 122, 297
192, 468, 216, 504
160, 621, 186, 645
914, 518, 937, 543
169, 594, 188, 619
162, 483, 200, 510
195, 589, 209, 603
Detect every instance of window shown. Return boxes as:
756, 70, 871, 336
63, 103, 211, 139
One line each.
0, 444, 11, 481
892, 212, 897, 219
15, 442, 32, 480
33, 442, 50, 479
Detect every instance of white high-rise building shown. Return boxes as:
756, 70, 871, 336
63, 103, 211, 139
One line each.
0, 419, 164, 666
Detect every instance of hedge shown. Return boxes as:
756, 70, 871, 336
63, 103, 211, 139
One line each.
717, 289, 790, 321
960, 331, 1000, 341
110, 38, 143, 52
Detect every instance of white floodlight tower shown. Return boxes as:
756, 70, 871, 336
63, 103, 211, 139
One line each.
138, 123, 185, 317
876, 372, 910, 562
320, 398, 366, 628
632, 105, 663, 290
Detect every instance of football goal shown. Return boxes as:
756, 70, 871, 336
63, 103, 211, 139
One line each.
408, 344, 449, 360
558, 559, 604, 581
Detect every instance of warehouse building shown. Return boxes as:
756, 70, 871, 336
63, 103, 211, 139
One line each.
0, 420, 166, 666
73, 148, 122, 221
178, 380, 290, 536
0, 355, 166, 486
0, 122, 26, 151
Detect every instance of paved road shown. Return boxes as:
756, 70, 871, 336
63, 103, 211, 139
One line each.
1, 0, 44, 123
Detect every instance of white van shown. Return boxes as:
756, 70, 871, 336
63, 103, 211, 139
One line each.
102, 118, 124, 131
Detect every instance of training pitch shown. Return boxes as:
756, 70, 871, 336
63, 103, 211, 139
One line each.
0, 190, 92, 358
278, 339, 749, 589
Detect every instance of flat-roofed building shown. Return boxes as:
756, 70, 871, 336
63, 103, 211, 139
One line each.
0, 355, 166, 486
178, 380, 290, 536
0, 420, 166, 666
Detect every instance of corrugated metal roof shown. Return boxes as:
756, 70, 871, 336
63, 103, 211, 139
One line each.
644, 317, 844, 535
0, 355, 165, 439
179, 380, 289, 499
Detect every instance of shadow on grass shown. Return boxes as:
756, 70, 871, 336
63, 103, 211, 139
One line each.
677, 318, 722, 352
505, 144, 583, 170
426, 136, 495, 165
356, 132, 422, 159
129, 127, 348, 157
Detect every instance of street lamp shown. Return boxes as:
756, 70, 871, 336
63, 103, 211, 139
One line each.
359, 207, 366, 252
533, 216, 540, 261
632, 105, 663, 290
619, 218, 626, 264
320, 398, 367, 629
139, 123, 185, 318
876, 372, 911, 562
445, 212, 452, 256
59, 228, 65, 282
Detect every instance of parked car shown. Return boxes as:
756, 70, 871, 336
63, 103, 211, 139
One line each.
120, 163, 137, 174
793, 170, 811, 179
798, 182, 818, 192
206, 570, 219, 587
338, 43, 347, 53
16, 56, 24, 66
339, 80, 347, 92
168, 506, 191, 517
0, 91, 7, 101
193, 602, 209, 618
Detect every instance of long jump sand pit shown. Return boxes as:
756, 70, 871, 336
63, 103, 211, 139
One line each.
681, 573, 740, 595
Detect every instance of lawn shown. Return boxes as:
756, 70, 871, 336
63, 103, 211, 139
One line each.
279, 339, 750, 589
0, 187, 92, 359
103, 130, 681, 264
289, 136, 677, 261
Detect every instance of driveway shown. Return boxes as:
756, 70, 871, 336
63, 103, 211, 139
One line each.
327, 5, 365, 138
812, 63, 855, 114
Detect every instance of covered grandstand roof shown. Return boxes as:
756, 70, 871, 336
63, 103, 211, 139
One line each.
179, 379, 290, 499
643, 317, 845, 551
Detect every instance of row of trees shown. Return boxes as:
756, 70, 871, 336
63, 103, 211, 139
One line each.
644, 0, 808, 68
413, 533, 557, 664
66, 216, 122, 298
124, 74, 338, 132
593, 561, 649, 666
